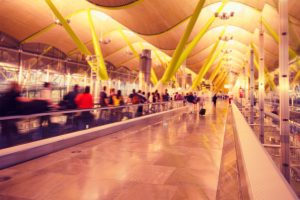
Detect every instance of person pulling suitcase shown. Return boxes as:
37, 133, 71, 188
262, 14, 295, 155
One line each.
198, 93, 206, 116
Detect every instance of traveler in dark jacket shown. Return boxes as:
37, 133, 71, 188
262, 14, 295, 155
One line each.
0, 82, 30, 147
63, 85, 79, 109
212, 94, 218, 106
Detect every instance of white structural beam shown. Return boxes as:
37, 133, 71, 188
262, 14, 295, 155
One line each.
279, 0, 290, 182
259, 26, 265, 144
250, 49, 255, 125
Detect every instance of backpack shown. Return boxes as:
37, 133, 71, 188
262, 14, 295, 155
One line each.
132, 94, 140, 104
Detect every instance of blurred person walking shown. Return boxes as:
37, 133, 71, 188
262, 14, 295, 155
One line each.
113, 90, 125, 121
212, 94, 218, 107
39, 82, 52, 126
62, 84, 79, 110
61, 85, 79, 125
0, 82, 30, 147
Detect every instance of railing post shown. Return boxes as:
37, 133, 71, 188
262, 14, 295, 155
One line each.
259, 24, 265, 144
279, 0, 290, 182
250, 49, 255, 124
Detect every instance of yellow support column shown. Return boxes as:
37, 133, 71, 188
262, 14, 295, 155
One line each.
190, 27, 226, 90
171, 0, 228, 78
209, 59, 223, 82
119, 30, 158, 85
212, 68, 225, 85
213, 70, 226, 88
191, 42, 225, 90
45, 0, 103, 79
45, 0, 90, 55
153, 50, 178, 85
214, 72, 228, 92
87, 9, 108, 80
292, 71, 300, 85
160, 0, 206, 84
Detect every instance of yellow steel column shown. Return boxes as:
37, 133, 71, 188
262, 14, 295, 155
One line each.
45, 0, 90, 55
213, 70, 226, 89
160, 0, 207, 84
119, 30, 139, 58
45, 0, 102, 79
212, 68, 225, 85
209, 59, 223, 82
262, 17, 299, 69
172, 1, 228, 77
214, 76, 228, 92
153, 50, 177, 85
119, 30, 158, 85
87, 9, 108, 80
191, 41, 226, 90
214, 72, 228, 92
190, 27, 226, 90
292, 71, 300, 85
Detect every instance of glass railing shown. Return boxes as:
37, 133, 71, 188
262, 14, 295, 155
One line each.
234, 98, 300, 197
0, 101, 185, 149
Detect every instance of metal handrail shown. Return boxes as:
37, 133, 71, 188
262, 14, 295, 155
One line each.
231, 103, 298, 199
263, 144, 300, 149
0, 101, 183, 121
263, 110, 300, 129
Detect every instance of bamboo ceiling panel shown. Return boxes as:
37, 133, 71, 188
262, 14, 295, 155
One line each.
0, 0, 299, 78
87, 0, 137, 7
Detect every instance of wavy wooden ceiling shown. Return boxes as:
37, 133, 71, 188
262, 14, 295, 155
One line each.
0, 0, 299, 79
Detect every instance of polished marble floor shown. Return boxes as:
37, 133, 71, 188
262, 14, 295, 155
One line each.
0, 103, 228, 200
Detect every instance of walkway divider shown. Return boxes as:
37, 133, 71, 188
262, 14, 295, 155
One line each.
231, 103, 297, 200
0, 106, 186, 169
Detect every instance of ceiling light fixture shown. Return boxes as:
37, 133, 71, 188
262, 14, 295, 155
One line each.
54, 18, 70, 26
219, 35, 233, 41
215, 11, 234, 20
221, 49, 232, 54
125, 49, 133, 56
99, 38, 111, 45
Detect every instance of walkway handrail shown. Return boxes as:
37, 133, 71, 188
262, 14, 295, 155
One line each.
0, 101, 182, 121
263, 110, 300, 129
0, 104, 187, 169
231, 103, 298, 200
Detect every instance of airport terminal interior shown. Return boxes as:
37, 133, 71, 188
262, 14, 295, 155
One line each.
0, 0, 300, 199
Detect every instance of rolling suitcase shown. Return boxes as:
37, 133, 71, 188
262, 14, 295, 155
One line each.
199, 108, 206, 116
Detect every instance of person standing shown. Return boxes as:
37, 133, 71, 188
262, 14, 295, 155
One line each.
76, 86, 94, 109
99, 86, 108, 107
63, 84, 79, 109
113, 90, 124, 121
40, 82, 52, 102
162, 89, 170, 102
62, 85, 79, 125
186, 92, 196, 113
99, 86, 108, 119
40, 82, 52, 126
107, 88, 116, 106
75, 86, 94, 128
212, 94, 218, 106
199, 92, 206, 116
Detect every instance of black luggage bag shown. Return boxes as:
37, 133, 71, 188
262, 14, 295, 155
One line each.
199, 108, 206, 116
